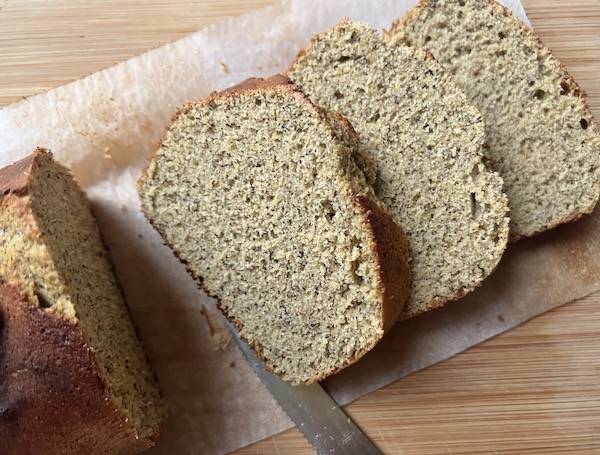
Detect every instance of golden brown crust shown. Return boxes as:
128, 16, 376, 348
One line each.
352, 195, 410, 331
1, 151, 159, 454
0, 148, 47, 196
329, 111, 357, 140
0, 282, 146, 455
181, 75, 297, 118
222, 74, 292, 93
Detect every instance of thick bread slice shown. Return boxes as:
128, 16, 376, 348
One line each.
390, 0, 600, 239
288, 21, 509, 318
0, 149, 166, 455
138, 76, 411, 384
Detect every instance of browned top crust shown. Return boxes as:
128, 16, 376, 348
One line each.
0, 149, 45, 196
0, 282, 145, 455
0, 150, 158, 453
223, 74, 292, 94
150, 76, 298, 156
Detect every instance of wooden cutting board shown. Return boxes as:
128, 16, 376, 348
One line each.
1, 1, 599, 453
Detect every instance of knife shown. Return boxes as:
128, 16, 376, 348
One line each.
227, 322, 382, 454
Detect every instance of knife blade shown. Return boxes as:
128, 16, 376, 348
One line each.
227, 322, 382, 455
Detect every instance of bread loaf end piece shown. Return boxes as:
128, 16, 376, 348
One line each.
0, 149, 166, 454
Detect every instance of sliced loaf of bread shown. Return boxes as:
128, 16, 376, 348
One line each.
0, 149, 166, 454
288, 21, 509, 318
390, 0, 600, 239
138, 76, 411, 384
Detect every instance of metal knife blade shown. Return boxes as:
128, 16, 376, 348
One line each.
227, 322, 382, 455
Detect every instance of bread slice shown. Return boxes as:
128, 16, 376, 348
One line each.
389, 0, 600, 239
288, 21, 509, 318
0, 149, 166, 454
138, 76, 411, 384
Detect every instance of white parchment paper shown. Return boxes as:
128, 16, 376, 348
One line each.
6, 2, 599, 454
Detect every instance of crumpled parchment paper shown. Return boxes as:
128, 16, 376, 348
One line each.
4, 2, 597, 454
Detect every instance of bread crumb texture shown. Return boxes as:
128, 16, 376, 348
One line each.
0, 149, 166, 450
289, 21, 509, 318
390, 0, 600, 239
139, 82, 410, 384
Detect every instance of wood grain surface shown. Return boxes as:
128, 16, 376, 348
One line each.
1, 1, 599, 454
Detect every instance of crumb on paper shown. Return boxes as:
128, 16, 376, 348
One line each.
229, 361, 236, 368
219, 62, 230, 74
200, 304, 232, 350
497, 314, 505, 322
138, 233, 143, 239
